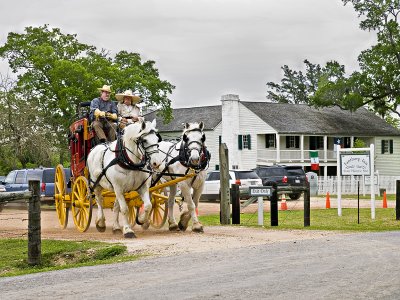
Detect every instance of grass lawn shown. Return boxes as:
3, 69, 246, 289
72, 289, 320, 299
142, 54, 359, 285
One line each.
0, 239, 141, 277
199, 207, 400, 231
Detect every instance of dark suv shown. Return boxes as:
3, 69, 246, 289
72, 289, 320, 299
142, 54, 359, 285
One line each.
253, 165, 308, 200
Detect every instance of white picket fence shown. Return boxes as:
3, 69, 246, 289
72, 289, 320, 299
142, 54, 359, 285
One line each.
317, 175, 400, 195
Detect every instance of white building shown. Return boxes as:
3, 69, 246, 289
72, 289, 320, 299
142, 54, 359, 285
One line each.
146, 94, 400, 176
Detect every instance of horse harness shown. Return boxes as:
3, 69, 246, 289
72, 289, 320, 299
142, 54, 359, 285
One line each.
89, 129, 160, 192
151, 131, 211, 187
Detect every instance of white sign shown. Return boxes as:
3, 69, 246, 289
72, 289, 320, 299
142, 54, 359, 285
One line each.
249, 186, 272, 197
340, 153, 371, 176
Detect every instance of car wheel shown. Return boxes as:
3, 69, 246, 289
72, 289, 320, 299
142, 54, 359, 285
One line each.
289, 193, 301, 200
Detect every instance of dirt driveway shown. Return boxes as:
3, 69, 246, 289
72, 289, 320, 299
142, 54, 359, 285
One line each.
0, 199, 351, 257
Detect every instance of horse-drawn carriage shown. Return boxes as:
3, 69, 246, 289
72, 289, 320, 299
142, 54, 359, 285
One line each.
54, 102, 210, 237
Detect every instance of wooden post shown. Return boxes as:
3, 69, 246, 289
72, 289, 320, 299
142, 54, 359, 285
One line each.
231, 184, 240, 224
396, 180, 400, 220
28, 180, 41, 266
219, 143, 230, 224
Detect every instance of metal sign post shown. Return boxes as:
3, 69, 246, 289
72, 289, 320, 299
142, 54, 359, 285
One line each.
249, 187, 272, 226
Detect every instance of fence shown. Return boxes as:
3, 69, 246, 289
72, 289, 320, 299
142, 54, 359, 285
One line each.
0, 181, 41, 265
317, 175, 400, 195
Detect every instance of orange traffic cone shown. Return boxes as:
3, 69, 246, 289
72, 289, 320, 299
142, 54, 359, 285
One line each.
383, 191, 388, 208
280, 193, 288, 211
326, 192, 331, 209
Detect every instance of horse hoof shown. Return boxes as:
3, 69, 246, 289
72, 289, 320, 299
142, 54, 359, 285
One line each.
192, 226, 204, 233
178, 221, 187, 232
169, 224, 180, 231
112, 228, 122, 235
124, 232, 137, 238
141, 222, 150, 230
96, 224, 106, 232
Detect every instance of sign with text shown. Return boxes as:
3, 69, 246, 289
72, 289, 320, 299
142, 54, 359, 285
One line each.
340, 153, 371, 176
249, 186, 272, 197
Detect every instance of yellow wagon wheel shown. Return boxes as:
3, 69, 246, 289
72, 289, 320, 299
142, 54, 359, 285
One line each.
71, 176, 93, 232
149, 182, 169, 229
54, 164, 69, 229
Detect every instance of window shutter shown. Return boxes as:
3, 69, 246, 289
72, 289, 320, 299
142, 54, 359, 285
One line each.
219, 135, 221, 145
390, 140, 393, 154
286, 136, 290, 148
381, 140, 385, 154
238, 135, 243, 150
265, 134, 269, 148
247, 134, 251, 150
295, 136, 300, 148
215, 165, 219, 170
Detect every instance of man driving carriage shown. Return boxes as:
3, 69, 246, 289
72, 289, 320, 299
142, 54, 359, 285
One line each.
89, 85, 118, 143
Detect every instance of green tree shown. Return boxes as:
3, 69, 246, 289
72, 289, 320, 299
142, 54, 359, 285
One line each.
267, 1, 400, 122
0, 25, 174, 163
266, 60, 346, 104
0, 74, 54, 172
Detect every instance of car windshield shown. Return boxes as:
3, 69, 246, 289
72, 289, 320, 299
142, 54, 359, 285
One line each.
235, 171, 259, 180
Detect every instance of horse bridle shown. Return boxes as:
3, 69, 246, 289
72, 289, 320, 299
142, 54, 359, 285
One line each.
182, 128, 206, 166
137, 129, 162, 160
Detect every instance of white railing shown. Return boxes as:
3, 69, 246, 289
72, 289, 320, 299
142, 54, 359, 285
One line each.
317, 176, 400, 195
257, 149, 338, 162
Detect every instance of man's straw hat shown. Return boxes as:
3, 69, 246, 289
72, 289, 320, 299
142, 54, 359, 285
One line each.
98, 85, 112, 93
115, 89, 141, 103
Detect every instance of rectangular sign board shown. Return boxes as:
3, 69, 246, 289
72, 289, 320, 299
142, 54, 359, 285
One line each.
249, 186, 272, 197
340, 153, 371, 176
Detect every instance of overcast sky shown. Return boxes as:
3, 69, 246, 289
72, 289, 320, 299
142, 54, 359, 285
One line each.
0, 0, 375, 108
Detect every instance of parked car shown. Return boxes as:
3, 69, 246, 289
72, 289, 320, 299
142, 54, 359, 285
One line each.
201, 170, 262, 201
3, 167, 71, 201
41, 167, 72, 202
3, 168, 44, 193
253, 165, 308, 200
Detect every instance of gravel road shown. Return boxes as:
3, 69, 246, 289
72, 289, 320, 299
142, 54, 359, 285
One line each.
1, 200, 399, 299
1, 231, 400, 299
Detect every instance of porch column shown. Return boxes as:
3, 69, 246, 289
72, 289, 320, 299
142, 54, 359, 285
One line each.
324, 135, 328, 162
276, 133, 280, 162
300, 135, 304, 162
350, 136, 354, 148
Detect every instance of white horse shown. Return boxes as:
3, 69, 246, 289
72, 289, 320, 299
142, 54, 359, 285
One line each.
87, 119, 163, 238
156, 122, 210, 233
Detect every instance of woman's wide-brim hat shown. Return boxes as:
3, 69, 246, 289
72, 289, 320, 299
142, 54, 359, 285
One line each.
98, 85, 112, 93
115, 89, 141, 103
